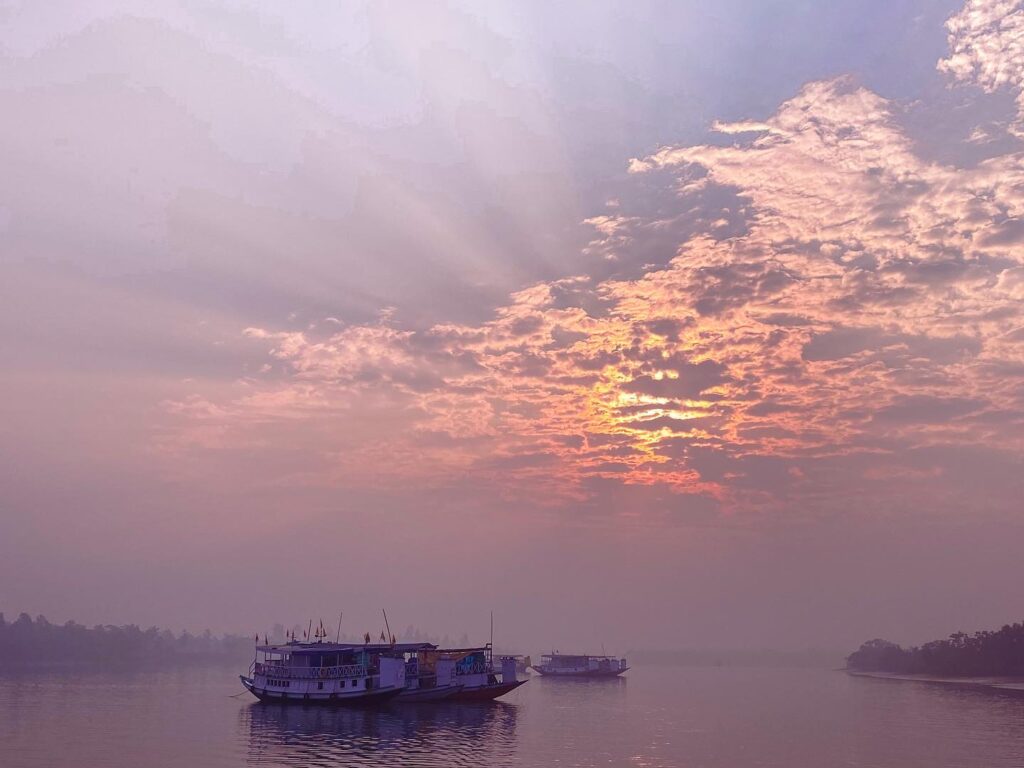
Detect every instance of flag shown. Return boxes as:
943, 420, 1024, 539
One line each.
364, 631, 370, 644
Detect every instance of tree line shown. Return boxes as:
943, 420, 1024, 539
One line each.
847, 622, 1024, 677
0, 612, 479, 668
0, 612, 253, 667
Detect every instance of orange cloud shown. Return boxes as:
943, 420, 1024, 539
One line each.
162, 13, 1024, 520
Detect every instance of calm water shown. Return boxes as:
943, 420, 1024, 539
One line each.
3, 664, 1024, 767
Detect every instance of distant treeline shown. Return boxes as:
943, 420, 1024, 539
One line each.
847, 622, 1024, 677
0, 613, 253, 668
631, 648, 843, 669
0, 613, 478, 669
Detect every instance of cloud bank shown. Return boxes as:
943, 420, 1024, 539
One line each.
165, 0, 1024, 524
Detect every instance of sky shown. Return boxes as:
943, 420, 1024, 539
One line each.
1, 0, 1023, 654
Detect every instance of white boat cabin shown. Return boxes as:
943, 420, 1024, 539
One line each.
537, 653, 628, 675
247, 641, 418, 701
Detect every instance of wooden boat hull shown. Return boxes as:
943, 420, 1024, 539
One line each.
395, 684, 463, 702
449, 679, 527, 701
240, 676, 403, 706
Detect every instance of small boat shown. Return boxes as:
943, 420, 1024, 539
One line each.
423, 645, 527, 700
240, 641, 406, 705
532, 652, 629, 677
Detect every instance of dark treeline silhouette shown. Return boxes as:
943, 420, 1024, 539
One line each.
847, 622, 1024, 677
0, 612, 253, 668
0, 613, 480, 669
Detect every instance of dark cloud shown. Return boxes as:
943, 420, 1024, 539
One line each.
873, 395, 986, 424
623, 358, 727, 399
803, 328, 981, 363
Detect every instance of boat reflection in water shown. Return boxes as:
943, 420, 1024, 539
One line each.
241, 700, 519, 767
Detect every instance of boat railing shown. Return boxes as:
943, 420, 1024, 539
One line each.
454, 662, 493, 676
254, 662, 368, 679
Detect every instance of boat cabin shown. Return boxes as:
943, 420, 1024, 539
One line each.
246, 641, 424, 702
536, 653, 628, 676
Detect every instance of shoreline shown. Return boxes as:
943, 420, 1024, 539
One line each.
845, 669, 1024, 694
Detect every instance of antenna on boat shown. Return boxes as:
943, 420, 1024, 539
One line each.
336, 611, 343, 643
306, 618, 312, 643
382, 609, 393, 646
490, 610, 494, 653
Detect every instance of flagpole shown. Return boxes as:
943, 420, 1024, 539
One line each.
336, 611, 343, 643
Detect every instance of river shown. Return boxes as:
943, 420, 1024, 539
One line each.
3, 663, 1024, 766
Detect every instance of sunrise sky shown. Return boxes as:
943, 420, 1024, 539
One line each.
2, 0, 1023, 652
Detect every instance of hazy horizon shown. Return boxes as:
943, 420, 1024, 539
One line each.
3, 0, 1024, 657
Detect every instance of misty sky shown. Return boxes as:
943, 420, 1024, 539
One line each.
2, 0, 1023, 654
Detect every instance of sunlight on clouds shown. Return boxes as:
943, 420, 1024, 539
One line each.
162, 0, 1024, 522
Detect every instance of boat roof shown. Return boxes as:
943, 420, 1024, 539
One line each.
256, 641, 436, 654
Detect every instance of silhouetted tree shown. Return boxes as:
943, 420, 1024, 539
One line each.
848, 622, 1024, 676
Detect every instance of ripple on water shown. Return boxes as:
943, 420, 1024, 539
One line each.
5, 666, 1024, 767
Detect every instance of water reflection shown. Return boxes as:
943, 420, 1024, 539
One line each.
241, 701, 518, 767
7, 666, 1024, 767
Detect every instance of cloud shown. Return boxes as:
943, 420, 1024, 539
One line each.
163, 2, 1024, 521
938, 0, 1024, 134
711, 120, 774, 134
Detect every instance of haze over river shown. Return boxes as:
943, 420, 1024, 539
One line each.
3, 663, 1024, 767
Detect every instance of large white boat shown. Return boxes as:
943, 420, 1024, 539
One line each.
240, 641, 407, 704
532, 653, 628, 677
240, 640, 528, 703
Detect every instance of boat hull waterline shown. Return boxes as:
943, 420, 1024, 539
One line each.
533, 667, 629, 678
395, 684, 464, 702
450, 680, 528, 700
240, 675, 403, 705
